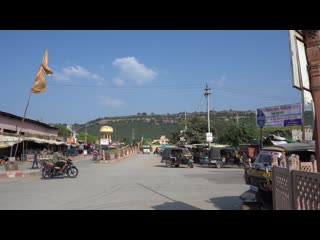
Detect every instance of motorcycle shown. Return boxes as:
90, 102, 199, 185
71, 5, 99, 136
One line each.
92, 150, 98, 160
41, 158, 79, 179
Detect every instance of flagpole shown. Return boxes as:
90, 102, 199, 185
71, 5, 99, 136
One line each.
13, 48, 52, 158
14, 88, 32, 158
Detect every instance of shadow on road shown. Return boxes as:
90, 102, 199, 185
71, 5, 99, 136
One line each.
153, 165, 192, 168
195, 164, 213, 168
208, 196, 242, 210
153, 164, 167, 168
152, 201, 201, 210
136, 182, 201, 210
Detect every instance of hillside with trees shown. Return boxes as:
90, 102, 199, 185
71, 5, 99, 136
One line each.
54, 110, 306, 145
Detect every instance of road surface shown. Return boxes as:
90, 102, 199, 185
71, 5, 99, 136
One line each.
0, 153, 249, 210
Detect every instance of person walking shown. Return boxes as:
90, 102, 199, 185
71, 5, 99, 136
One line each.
32, 149, 39, 169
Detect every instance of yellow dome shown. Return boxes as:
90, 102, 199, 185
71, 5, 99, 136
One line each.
100, 126, 113, 133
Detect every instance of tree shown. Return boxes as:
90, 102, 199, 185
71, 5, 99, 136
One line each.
171, 115, 259, 146
212, 121, 258, 146
54, 124, 72, 139
76, 132, 99, 143
171, 115, 208, 144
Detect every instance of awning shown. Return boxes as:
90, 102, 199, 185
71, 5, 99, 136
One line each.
0, 135, 67, 146
0, 135, 23, 148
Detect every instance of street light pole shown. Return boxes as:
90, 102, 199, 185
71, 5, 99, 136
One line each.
304, 30, 320, 172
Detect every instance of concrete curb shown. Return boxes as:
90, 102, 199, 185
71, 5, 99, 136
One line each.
0, 169, 41, 179
0, 154, 134, 179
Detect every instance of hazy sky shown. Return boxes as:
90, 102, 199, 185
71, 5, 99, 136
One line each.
0, 30, 301, 124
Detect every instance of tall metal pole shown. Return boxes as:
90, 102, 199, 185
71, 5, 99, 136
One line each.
204, 84, 211, 146
304, 30, 320, 172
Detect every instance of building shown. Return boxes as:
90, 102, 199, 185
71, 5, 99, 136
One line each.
152, 135, 169, 145
0, 111, 58, 138
100, 126, 113, 145
0, 111, 62, 159
291, 127, 313, 141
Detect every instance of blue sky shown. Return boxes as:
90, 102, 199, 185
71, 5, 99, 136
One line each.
0, 30, 301, 124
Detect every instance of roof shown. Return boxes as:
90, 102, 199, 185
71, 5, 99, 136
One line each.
0, 111, 58, 130
100, 126, 113, 133
262, 141, 315, 152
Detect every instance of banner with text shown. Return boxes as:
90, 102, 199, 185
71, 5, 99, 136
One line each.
257, 103, 302, 127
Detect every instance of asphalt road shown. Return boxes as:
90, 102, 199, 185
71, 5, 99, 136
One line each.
0, 154, 249, 210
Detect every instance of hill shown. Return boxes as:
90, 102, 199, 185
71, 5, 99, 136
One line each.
72, 110, 257, 141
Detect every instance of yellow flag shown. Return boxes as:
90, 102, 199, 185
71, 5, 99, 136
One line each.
32, 65, 47, 94
41, 48, 53, 75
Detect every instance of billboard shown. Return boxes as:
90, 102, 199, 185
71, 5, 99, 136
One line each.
257, 103, 302, 127
100, 138, 109, 145
67, 137, 74, 144
289, 30, 310, 91
206, 132, 213, 143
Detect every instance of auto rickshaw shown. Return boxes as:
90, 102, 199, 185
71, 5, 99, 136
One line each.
240, 141, 316, 210
160, 147, 194, 168
208, 147, 242, 168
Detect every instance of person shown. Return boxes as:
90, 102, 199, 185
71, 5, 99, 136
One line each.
93, 149, 98, 159
32, 149, 39, 169
154, 147, 159, 154
51, 151, 67, 174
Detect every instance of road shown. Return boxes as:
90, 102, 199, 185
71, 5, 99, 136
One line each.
0, 154, 249, 210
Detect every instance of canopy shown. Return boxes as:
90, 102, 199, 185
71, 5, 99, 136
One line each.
0, 135, 67, 148
0, 135, 23, 148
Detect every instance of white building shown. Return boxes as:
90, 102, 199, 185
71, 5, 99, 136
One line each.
292, 127, 313, 141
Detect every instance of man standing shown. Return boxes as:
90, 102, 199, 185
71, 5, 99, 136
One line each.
32, 149, 39, 169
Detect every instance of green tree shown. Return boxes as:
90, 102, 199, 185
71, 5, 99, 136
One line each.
143, 138, 153, 145
212, 121, 258, 146
54, 124, 72, 138
171, 115, 208, 144
76, 132, 99, 143
172, 116, 259, 146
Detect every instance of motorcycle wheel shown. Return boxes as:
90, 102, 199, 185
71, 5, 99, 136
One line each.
67, 166, 79, 178
42, 169, 51, 179
188, 163, 194, 168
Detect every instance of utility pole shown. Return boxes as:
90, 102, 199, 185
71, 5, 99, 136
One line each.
204, 84, 211, 146
184, 111, 187, 131
85, 123, 87, 142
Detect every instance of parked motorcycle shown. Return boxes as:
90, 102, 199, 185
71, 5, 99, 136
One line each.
41, 158, 79, 179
